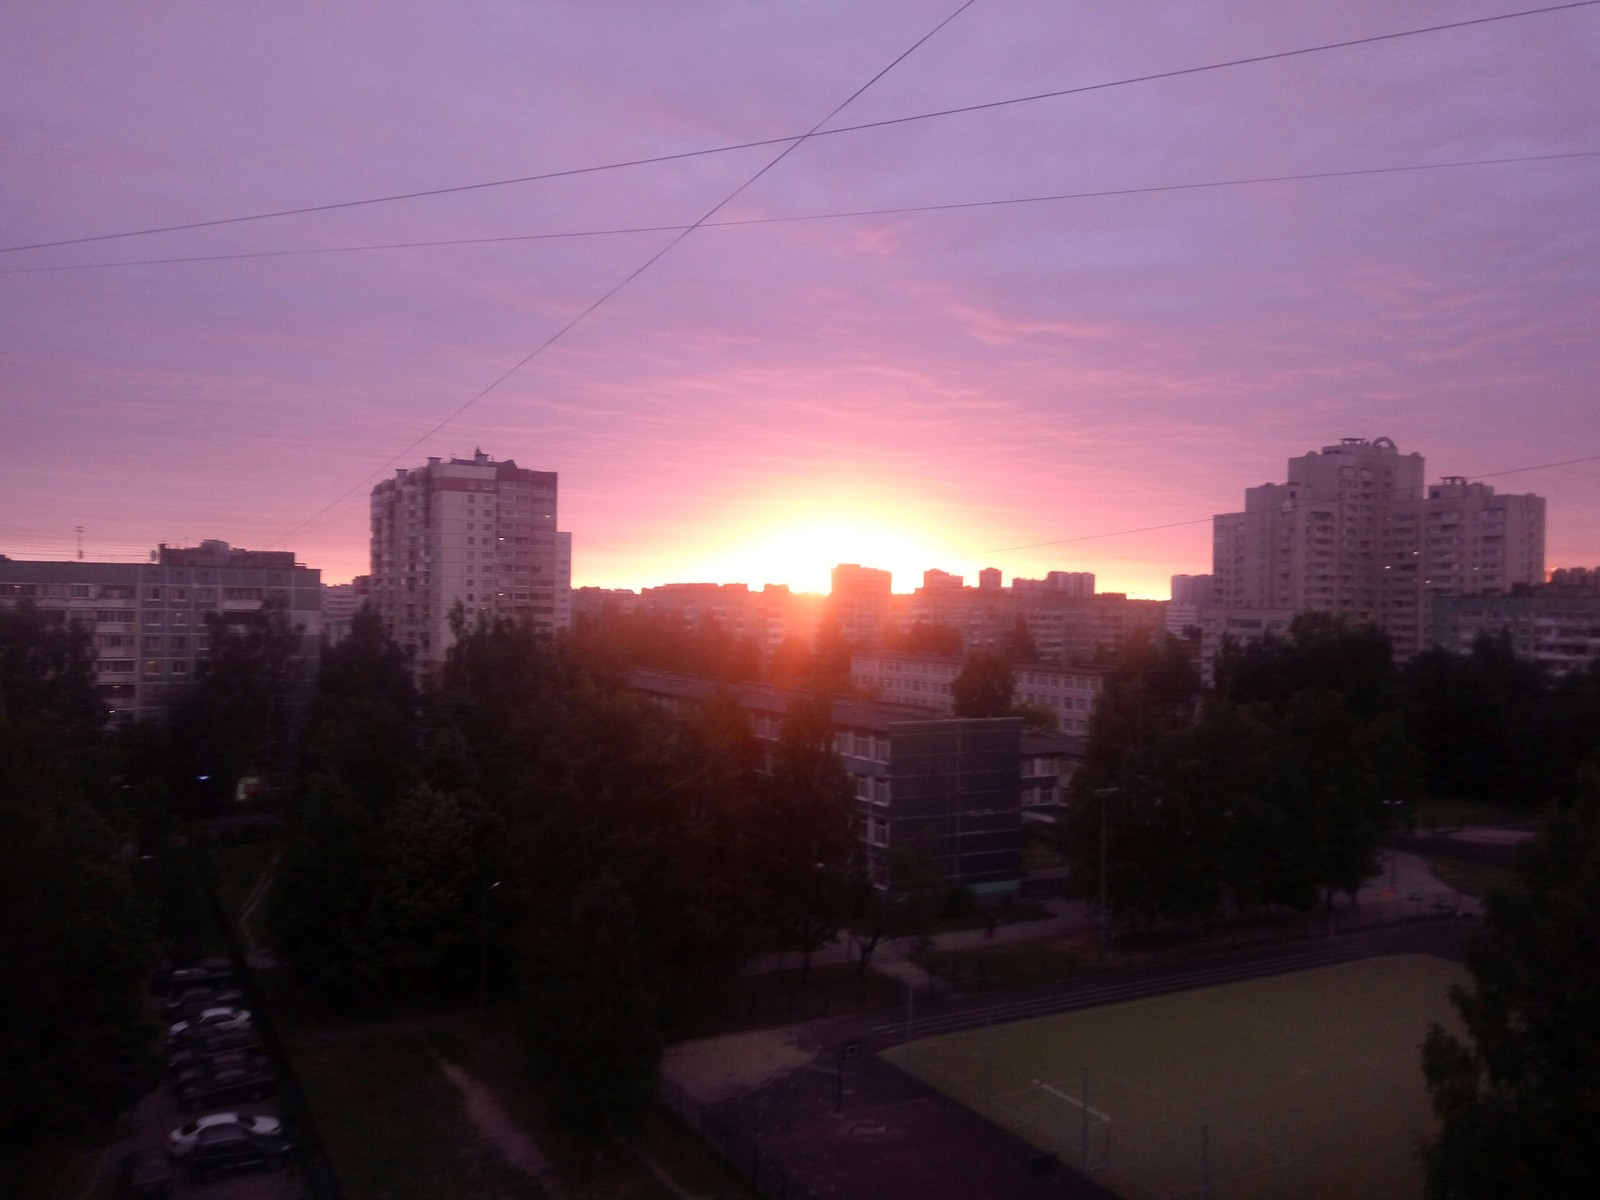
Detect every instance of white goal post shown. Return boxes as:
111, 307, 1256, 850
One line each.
1032, 1077, 1112, 1172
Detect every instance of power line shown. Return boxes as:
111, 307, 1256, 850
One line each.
4, 1, 1594, 257
8, 149, 1593, 275
265, 0, 978, 549
968, 453, 1600, 558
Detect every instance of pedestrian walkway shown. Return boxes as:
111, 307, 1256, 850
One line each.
740, 848, 1476, 992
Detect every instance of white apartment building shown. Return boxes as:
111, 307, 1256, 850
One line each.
370, 450, 571, 676
851, 651, 1109, 736
1211, 437, 1544, 660
0, 541, 321, 724
1213, 436, 1425, 623
1385, 477, 1545, 657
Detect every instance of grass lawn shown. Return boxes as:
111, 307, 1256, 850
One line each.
1424, 856, 1517, 901
286, 1012, 754, 1200
884, 955, 1465, 1200
1411, 797, 1538, 832
288, 1021, 542, 1200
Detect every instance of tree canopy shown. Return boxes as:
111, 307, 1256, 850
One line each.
1420, 779, 1600, 1199
0, 603, 156, 1150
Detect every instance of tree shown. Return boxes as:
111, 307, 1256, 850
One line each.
1401, 634, 1556, 806
1004, 614, 1038, 662
0, 603, 157, 1146
847, 846, 943, 979
517, 871, 659, 1137
267, 608, 421, 1003
892, 620, 963, 657
167, 596, 303, 809
1419, 781, 1600, 1198
952, 649, 1014, 718
754, 692, 856, 974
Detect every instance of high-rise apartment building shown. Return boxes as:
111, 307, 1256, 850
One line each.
370, 450, 571, 675
1212, 437, 1425, 623
828, 563, 893, 646
1385, 477, 1546, 657
1209, 437, 1544, 661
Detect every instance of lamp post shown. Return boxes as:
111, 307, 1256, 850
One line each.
478, 879, 501, 1011
1094, 788, 1116, 967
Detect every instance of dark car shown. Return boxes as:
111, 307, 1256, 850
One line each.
161, 986, 246, 1020
116, 1148, 174, 1198
181, 1125, 293, 1183
166, 1018, 258, 1054
175, 1066, 275, 1113
167, 1047, 267, 1093
150, 966, 210, 997
165, 1027, 263, 1075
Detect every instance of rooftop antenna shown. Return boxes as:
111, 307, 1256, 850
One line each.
75, 526, 83, 560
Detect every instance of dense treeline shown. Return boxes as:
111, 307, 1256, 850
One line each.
266, 607, 858, 1135
0, 604, 157, 1159
1062, 615, 1600, 927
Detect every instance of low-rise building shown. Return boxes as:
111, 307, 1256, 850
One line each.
633, 670, 1055, 897
850, 652, 1110, 736
1432, 590, 1600, 675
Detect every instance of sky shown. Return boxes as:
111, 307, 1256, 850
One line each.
2, 1, 1596, 596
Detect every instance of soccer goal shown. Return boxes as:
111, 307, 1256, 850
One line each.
1030, 1076, 1112, 1172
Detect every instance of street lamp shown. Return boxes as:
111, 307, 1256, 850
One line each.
1094, 788, 1116, 967
478, 879, 501, 1011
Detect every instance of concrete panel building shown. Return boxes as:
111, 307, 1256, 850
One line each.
0, 540, 321, 724
1211, 437, 1544, 661
370, 449, 571, 677
633, 670, 1037, 897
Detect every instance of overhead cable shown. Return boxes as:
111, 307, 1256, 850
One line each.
3, 0, 1594, 256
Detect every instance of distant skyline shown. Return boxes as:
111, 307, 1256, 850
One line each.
3, 2, 1596, 597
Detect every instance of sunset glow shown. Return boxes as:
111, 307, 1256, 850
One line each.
1, 3, 1595, 590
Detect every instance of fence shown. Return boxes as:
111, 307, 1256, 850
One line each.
918, 889, 1471, 995
657, 1077, 822, 1200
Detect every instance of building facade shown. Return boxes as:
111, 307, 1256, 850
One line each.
851, 651, 1109, 736
0, 540, 321, 724
1432, 588, 1600, 675
369, 450, 570, 675
828, 563, 893, 646
632, 670, 1042, 896
1211, 437, 1544, 660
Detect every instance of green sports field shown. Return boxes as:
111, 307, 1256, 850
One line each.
883, 954, 1465, 1200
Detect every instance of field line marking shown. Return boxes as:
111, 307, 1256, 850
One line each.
1033, 1078, 1111, 1123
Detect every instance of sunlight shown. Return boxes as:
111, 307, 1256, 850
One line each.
688, 493, 957, 594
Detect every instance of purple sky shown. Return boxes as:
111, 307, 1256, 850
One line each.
3, 1, 1596, 596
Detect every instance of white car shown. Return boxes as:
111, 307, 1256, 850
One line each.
168, 1007, 252, 1039
167, 1112, 282, 1158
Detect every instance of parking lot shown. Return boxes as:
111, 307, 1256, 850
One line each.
92, 964, 305, 1200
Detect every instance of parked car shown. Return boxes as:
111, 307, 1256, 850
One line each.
116, 1148, 174, 1198
165, 1029, 262, 1078
168, 1111, 283, 1158
150, 966, 210, 997
166, 1047, 266, 1092
168, 1006, 251, 1040
181, 1125, 293, 1183
162, 986, 245, 1020
151, 961, 238, 996
175, 1066, 276, 1113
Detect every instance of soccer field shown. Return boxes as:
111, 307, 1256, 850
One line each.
882, 954, 1465, 1200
